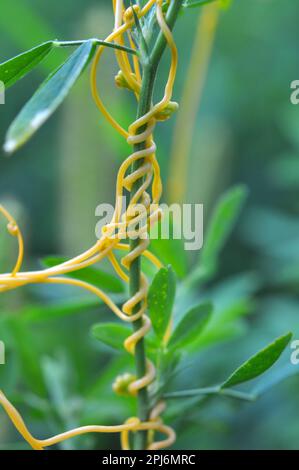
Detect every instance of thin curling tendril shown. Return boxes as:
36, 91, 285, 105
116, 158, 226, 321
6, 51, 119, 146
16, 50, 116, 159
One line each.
0, 0, 178, 450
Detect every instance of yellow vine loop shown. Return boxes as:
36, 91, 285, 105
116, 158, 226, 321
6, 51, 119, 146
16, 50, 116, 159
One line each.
0, 205, 24, 277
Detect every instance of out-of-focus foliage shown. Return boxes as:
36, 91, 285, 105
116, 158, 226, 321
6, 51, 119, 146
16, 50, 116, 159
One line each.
0, 0, 299, 450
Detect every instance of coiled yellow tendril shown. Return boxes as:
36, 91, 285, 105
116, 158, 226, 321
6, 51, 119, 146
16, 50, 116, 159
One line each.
0, 0, 178, 450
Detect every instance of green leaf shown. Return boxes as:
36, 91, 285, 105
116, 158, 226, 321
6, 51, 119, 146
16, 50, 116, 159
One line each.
0, 41, 54, 88
4, 40, 97, 153
200, 185, 248, 277
222, 332, 292, 389
168, 302, 212, 349
42, 256, 124, 293
131, 4, 149, 59
91, 323, 131, 351
148, 265, 176, 340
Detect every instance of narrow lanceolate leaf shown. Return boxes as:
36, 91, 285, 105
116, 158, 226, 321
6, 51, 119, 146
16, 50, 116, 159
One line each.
42, 256, 124, 293
4, 40, 97, 154
221, 332, 292, 389
200, 185, 248, 276
91, 323, 131, 351
168, 302, 212, 349
0, 42, 54, 89
148, 266, 176, 340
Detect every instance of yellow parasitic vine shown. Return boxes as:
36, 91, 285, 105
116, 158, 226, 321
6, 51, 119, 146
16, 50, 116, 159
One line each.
0, 0, 179, 450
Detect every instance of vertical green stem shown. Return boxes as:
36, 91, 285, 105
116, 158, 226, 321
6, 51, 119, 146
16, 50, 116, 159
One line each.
128, 0, 183, 450
129, 66, 155, 450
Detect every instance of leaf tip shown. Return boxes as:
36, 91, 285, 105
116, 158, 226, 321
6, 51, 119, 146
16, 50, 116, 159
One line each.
3, 139, 17, 155
284, 331, 293, 342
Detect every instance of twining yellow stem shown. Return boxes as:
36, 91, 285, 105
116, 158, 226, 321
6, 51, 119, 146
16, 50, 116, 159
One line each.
0, 390, 174, 450
0, 205, 24, 276
0, 0, 180, 451
167, 2, 220, 204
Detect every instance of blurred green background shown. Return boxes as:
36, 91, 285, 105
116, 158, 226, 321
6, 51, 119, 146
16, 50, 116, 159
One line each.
0, 0, 299, 450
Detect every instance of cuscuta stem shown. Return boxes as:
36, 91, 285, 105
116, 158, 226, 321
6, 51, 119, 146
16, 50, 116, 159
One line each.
128, 0, 183, 450
0, 0, 182, 452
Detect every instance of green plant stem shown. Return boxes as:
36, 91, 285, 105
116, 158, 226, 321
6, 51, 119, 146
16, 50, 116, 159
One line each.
54, 39, 135, 54
164, 386, 256, 402
129, 0, 183, 450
